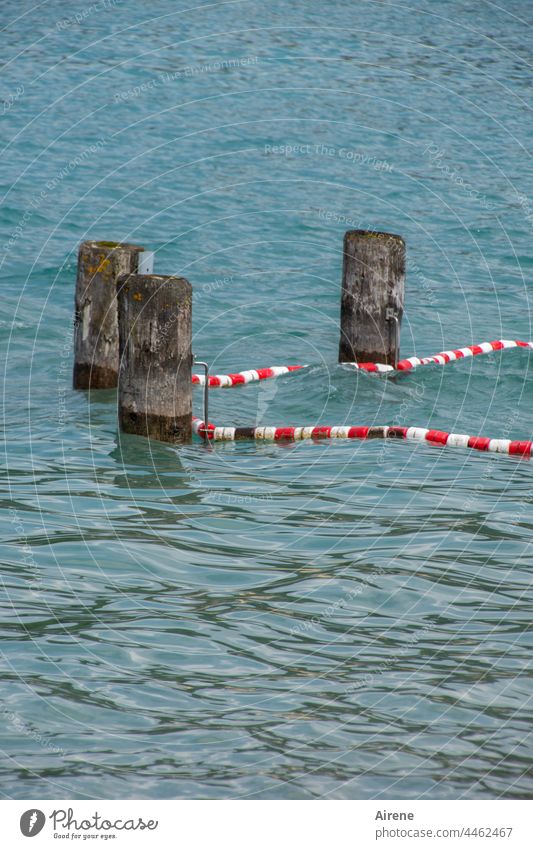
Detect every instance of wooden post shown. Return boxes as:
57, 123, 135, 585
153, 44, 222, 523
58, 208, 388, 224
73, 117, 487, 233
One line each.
338, 230, 405, 365
117, 274, 192, 444
73, 240, 144, 389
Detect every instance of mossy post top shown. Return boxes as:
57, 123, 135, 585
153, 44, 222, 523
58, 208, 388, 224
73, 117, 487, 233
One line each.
116, 274, 192, 305
82, 239, 145, 253
344, 229, 405, 245
117, 273, 191, 287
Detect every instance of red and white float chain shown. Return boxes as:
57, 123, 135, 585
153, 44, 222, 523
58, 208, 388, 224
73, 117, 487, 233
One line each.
190, 339, 533, 385
191, 337, 533, 457
192, 417, 532, 457
344, 338, 533, 373
191, 365, 304, 387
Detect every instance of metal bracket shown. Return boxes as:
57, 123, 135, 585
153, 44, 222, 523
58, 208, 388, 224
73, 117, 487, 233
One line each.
193, 355, 209, 441
385, 307, 400, 368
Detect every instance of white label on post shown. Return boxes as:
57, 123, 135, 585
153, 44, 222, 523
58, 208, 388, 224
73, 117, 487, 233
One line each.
138, 250, 154, 274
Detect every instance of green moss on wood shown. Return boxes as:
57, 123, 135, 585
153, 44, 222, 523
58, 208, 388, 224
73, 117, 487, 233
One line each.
345, 229, 404, 243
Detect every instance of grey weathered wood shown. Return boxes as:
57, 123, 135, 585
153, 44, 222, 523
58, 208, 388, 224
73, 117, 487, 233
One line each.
338, 230, 405, 365
117, 274, 192, 444
73, 240, 144, 389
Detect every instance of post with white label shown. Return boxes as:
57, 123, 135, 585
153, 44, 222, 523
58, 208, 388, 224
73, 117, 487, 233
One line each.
73, 240, 145, 389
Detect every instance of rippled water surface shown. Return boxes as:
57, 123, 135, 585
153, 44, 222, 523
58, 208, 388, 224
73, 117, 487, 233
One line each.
1, 0, 532, 799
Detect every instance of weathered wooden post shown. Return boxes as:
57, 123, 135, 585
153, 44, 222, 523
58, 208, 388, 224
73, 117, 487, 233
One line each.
338, 230, 405, 365
117, 274, 192, 444
73, 240, 144, 389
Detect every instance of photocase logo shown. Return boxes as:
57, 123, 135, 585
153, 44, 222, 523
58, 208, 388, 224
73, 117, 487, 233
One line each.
20, 809, 45, 837
256, 378, 279, 425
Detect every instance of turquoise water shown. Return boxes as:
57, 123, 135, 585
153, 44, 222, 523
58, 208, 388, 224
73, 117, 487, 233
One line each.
1, 0, 532, 799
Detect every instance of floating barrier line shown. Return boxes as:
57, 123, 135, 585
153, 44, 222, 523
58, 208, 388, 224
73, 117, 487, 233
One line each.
191, 417, 532, 457
191, 340, 533, 386
191, 365, 305, 387
348, 339, 533, 374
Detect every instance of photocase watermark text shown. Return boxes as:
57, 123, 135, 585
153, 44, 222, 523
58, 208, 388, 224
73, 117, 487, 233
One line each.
114, 57, 259, 102
265, 143, 393, 171
56, 0, 120, 29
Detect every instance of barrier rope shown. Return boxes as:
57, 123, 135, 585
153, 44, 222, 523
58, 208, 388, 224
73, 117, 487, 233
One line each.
191, 365, 304, 387
191, 336, 533, 459
191, 339, 533, 385
348, 338, 533, 373
191, 417, 532, 457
